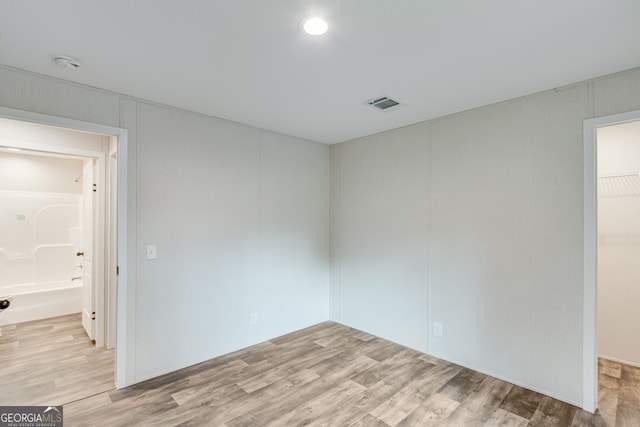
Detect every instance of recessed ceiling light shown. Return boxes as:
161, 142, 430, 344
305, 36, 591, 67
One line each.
301, 17, 328, 36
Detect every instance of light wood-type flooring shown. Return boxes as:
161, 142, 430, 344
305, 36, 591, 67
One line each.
2, 315, 640, 426
0, 313, 114, 406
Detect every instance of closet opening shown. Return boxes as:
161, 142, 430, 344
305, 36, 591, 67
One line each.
583, 110, 640, 415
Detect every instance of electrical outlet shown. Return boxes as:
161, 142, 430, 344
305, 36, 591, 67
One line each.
433, 322, 443, 338
250, 313, 257, 325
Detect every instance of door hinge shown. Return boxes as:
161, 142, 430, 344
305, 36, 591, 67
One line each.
93, 183, 97, 192
116, 266, 119, 276
91, 311, 96, 320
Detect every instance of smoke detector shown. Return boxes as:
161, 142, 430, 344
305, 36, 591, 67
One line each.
365, 96, 401, 111
53, 55, 80, 70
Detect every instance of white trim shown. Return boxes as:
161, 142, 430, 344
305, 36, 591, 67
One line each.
0, 136, 107, 159
583, 109, 640, 413
0, 106, 131, 388
0, 107, 126, 139
95, 153, 106, 347
107, 147, 118, 349
115, 131, 129, 388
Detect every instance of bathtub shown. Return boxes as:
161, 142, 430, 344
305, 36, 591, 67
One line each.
0, 241, 82, 325
0, 279, 82, 326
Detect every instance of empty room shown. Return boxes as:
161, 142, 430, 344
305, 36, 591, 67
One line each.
1, 1, 640, 426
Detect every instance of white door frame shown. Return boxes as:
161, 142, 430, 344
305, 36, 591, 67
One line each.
583, 108, 640, 413
0, 106, 130, 388
107, 146, 118, 349
81, 157, 99, 343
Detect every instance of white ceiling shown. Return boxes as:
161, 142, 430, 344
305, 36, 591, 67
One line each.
1, 1, 640, 144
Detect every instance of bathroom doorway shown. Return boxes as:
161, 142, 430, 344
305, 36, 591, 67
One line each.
0, 106, 130, 390
0, 117, 117, 348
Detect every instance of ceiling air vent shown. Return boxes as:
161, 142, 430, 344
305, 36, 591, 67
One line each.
365, 96, 400, 111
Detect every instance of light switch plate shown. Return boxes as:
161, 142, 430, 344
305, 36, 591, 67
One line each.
146, 245, 157, 260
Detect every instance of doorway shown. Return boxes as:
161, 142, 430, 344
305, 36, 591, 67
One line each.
583, 109, 640, 413
596, 121, 640, 368
0, 118, 113, 346
0, 107, 129, 389
0, 147, 95, 337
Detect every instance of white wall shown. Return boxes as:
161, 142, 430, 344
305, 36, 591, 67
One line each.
0, 150, 83, 194
597, 121, 640, 367
0, 65, 330, 384
331, 125, 429, 350
4, 61, 640, 407
0, 151, 83, 286
331, 67, 640, 407
135, 103, 329, 379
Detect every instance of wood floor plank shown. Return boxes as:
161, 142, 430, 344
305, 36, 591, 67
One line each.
63, 391, 113, 417
224, 356, 377, 427
571, 410, 609, 427
370, 363, 457, 426
310, 353, 379, 379
306, 356, 436, 427
596, 386, 618, 426
236, 345, 343, 393
463, 376, 514, 412
0, 313, 114, 407
70, 386, 181, 426
171, 381, 246, 407
528, 396, 578, 427
141, 384, 249, 426
498, 384, 545, 420
484, 408, 529, 426
3, 317, 639, 426
354, 331, 377, 342
146, 368, 321, 427
266, 379, 367, 427
350, 414, 392, 427
615, 383, 640, 427
419, 352, 447, 366
436, 376, 513, 427
350, 349, 421, 388
396, 392, 460, 426
361, 339, 407, 362
436, 366, 487, 403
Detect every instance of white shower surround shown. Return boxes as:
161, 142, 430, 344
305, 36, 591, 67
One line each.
0, 191, 83, 325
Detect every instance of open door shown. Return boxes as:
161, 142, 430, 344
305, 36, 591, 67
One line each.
82, 159, 95, 341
